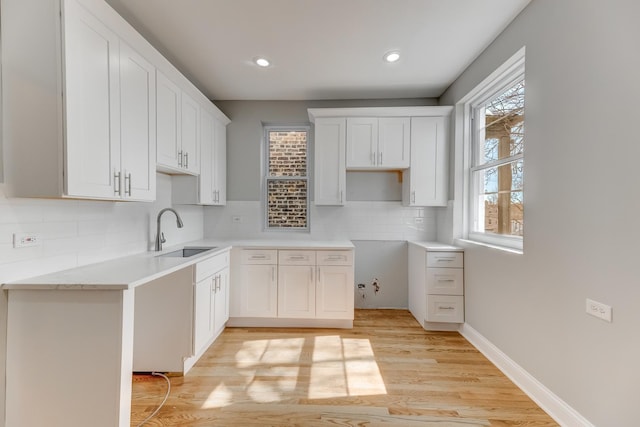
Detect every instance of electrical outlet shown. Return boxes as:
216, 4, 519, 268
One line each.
13, 233, 41, 248
357, 283, 366, 289
586, 298, 612, 322
414, 217, 424, 224
232, 216, 243, 223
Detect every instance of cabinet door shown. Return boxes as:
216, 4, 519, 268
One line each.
239, 264, 278, 317
156, 71, 181, 170
346, 117, 378, 168
199, 108, 215, 204
278, 265, 316, 318
212, 120, 227, 205
406, 116, 448, 206
316, 265, 354, 319
194, 277, 213, 354
214, 268, 230, 332
314, 118, 346, 205
64, 0, 121, 199
119, 42, 156, 201
181, 92, 200, 174
378, 117, 410, 168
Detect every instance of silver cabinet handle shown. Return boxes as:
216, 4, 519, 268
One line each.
340, 190, 343, 204
271, 266, 276, 281
379, 151, 383, 165
124, 173, 132, 196
114, 171, 121, 196
185, 152, 189, 169
251, 255, 267, 259
178, 150, 183, 167
289, 255, 307, 260
439, 306, 455, 310
310, 266, 313, 283
411, 191, 416, 203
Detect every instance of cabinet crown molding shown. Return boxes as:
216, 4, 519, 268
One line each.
308, 106, 453, 122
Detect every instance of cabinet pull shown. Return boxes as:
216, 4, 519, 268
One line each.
114, 171, 121, 196
437, 278, 455, 282
371, 152, 375, 165
178, 150, 183, 167
379, 151, 383, 165
437, 258, 455, 263
438, 306, 455, 310
185, 152, 189, 168
124, 173, 132, 196
271, 266, 275, 281
327, 255, 345, 261
340, 190, 344, 203
289, 255, 306, 260
411, 191, 416, 203
251, 255, 267, 259
310, 266, 314, 282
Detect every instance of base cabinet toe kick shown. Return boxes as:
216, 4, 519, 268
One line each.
229, 246, 355, 328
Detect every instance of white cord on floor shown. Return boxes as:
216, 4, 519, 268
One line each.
136, 372, 171, 427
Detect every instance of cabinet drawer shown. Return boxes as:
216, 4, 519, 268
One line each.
426, 268, 463, 295
278, 250, 315, 265
195, 251, 229, 283
426, 251, 463, 268
317, 250, 353, 266
240, 249, 278, 264
426, 295, 464, 323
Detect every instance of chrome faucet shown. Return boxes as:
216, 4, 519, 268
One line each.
155, 208, 184, 251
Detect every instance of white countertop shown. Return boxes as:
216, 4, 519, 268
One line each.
2, 239, 354, 290
408, 241, 464, 251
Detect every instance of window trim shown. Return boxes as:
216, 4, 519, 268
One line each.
455, 47, 526, 252
262, 125, 311, 232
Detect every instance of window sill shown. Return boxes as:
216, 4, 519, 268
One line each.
455, 238, 523, 255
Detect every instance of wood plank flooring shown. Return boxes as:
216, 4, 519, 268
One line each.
131, 309, 557, 426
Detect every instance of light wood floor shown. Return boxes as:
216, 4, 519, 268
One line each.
131, 310, 557, 426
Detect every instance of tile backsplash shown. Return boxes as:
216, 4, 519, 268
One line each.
204, 201, 438, 241
0, 174, 204, 284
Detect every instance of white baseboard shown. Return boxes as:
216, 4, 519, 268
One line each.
459, 323, 594, 427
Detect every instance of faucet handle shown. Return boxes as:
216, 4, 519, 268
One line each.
160, 232, 166, 244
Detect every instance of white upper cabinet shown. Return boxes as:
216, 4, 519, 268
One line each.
156, 72, 200, 175
402, 116, 449, 207
64, 0, 122, 199
1, 0, 160, 201
346, 117, 410, 169
119, 42, 156, 201
2, 0, 229, 201
156, 71, 182, 172
172, 106, 228, 206
313, 117, 346, 206
180, 92, 200, 174
212, 120, 227, 205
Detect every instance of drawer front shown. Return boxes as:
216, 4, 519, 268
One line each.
426, 251, 463, 268
195, 251, 229, 282
240, 249, 278, 265
426, 268, 463, 295
278, 250, 316, 265
426, 295, 464, 323
316, 250, 353, 266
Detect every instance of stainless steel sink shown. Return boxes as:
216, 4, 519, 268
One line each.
158, 246, 217, 258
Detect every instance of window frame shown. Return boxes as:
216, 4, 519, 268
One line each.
262, 125, 311, 232
456, 47, 526, 252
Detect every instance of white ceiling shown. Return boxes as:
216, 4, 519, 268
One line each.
104, 0, 530, 101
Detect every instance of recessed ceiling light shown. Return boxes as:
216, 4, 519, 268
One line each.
255, 57, 270, 67
384, 51, 401, 63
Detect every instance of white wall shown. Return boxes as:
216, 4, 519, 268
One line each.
440, 0, 640, 425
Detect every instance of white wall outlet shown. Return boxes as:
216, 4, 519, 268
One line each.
414, 217, 424, 224
586, 298, 612, 322
232, 216, 243, 223
13, 233, 41, 248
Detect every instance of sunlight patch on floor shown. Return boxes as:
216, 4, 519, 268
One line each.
309, 335, 387, 399
201, 382, 233, 409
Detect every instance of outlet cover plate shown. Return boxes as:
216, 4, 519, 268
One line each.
586, 298, 612, 322
13, 233, 41, 248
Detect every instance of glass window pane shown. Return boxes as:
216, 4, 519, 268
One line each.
474, 160, 524, 237
268, 130, 307, 177
267, 179, 308, 228
477, 79, 525, 165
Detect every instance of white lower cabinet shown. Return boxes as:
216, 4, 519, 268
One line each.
133, 249, 230, 374
231, 247, 354, 326
192, 251, 230, 362
408, 242, 464, 330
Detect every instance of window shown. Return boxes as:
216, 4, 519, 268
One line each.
461, 48, 525, 251
264, 126, 309, 230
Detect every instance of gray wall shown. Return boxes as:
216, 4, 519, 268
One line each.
440, 0, 639, 425
216, 98, 436, 201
